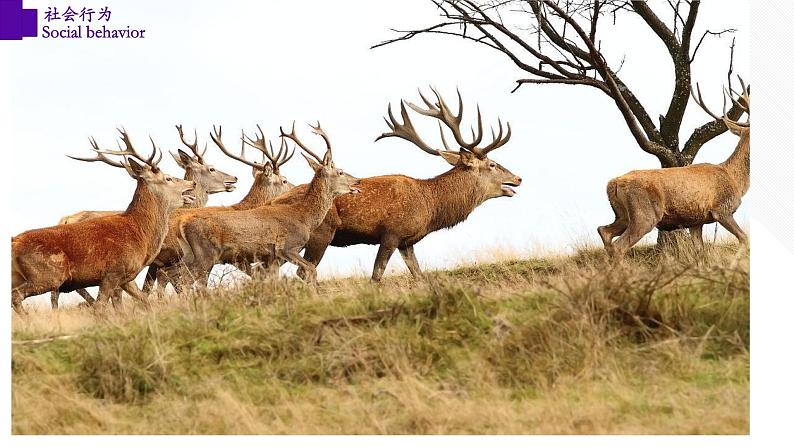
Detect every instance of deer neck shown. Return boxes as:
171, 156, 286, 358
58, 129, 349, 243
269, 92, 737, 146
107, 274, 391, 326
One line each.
183, 170, 209, 208
122, 181, 173, 259
293, 173, 334, 231
424, 166, 487, 232
720, 131, 750, 195
235, 175, 276, 210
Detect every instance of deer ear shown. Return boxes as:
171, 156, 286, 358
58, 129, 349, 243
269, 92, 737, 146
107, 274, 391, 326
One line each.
302, 153, 322, 172
322, 150, 332, 166
458, 150, 478, 167
262, 163, 273, 176
170, 150, 190, 168
125, 158, 147, 179
439, 150, 460, 166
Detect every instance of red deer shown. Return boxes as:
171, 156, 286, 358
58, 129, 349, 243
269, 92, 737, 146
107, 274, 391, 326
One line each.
11, 130, 195, 313
50, 125, 238, 309
270, 88, 522, 281
174, 123, 360, 286
597, 77, 750, 259
142, 125, 295, 292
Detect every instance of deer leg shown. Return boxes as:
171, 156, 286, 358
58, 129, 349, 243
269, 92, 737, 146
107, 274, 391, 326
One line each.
50, 291, 60, 310
715, 214, 749, 246
372, 236, 399, 282
277, 247, 317, 285
142, 264, 159, 294
609, 187, 661, 261
12, 288, 28, 315
238, 262, 255, 277
610, 189, 659, 262
95, 283, 114, 306
248, 258, 281, 280
120, 281, 151, 309
76, 288, 96, 305
189, 240, 221, 288
162, 263, 189, 292
110, 289, 123, 309
399, 245, 423, 278
599, 181, 629, 255
297, 233, 333, 280
598, 218, 628, 255
611, 215, 657, 261
156, 266, 176, 293
690, 225, 705, 251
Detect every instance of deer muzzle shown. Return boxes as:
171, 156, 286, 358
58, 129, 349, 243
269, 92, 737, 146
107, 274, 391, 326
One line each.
350, 179, 362, 194
501, 176, 521, 197
224, 177, 238, 192
182, 182, 197, 204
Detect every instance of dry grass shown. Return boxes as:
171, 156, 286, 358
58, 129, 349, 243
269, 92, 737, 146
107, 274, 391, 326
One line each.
12, 242, 749, 434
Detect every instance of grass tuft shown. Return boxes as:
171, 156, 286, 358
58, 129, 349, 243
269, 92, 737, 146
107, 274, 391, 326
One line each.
12, 243, 749, 434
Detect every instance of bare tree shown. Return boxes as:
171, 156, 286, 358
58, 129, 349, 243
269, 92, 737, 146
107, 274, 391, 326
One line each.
373, 0, 746, 243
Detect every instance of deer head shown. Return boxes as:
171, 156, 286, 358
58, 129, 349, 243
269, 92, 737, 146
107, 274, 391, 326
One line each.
69, 128, 196, 211
376, 87, 521, 199
280, 122, 360, 198
691, 75, 750, 138
211, 125, 294, 196
172, 125, 238, 194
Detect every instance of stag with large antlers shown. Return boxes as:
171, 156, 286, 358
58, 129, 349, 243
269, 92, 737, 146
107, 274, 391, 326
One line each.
11, 130, 196, 312
598, 77, 750, 259
271, 88, 521, 282
58, 125, 237, 225
49, 125, 238, 309
141, 125, 296, 292
172, 123, 359, 287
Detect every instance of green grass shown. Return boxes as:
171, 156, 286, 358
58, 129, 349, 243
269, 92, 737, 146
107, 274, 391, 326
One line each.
12, 244, 749, 434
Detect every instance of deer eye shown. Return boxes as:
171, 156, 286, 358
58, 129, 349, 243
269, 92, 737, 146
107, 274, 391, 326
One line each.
209, 167, 216, 172
489, 162, 496, 168
166, 177, 173, 182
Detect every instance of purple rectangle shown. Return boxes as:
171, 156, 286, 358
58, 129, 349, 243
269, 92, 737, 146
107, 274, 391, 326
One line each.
21, 7, 36, 37
0, 0, 23, 40
0, 0, 37, 40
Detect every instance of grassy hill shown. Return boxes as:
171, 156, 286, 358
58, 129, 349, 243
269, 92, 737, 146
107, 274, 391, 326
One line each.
11, 244, 749, 434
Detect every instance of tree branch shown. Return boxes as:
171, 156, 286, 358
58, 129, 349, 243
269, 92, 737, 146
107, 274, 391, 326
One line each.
512, 77, 610, 94
682, 94, 747, 161
689, 28, 736, 63
658, 0, 699, 150
631, 0, 680, 56
680, 0, 699, 54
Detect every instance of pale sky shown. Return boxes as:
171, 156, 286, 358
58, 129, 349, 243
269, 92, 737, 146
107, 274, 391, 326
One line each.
3, 0, 749, 305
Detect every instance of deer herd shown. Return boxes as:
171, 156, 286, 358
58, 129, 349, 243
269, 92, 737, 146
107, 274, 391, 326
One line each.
11, 81, 750, 313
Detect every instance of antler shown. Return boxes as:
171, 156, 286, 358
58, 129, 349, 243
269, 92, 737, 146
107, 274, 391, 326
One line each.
67, 136, 126, 168
377, 87, 511, 158
729, 75, 750, 114
86, 128, 163, 171
242, 125, 296, 174
210, 125, 266, 170
375, 102, 441, 156
279, 121, 331, 164
176, 124, 207, 161
691, 75, 750, 128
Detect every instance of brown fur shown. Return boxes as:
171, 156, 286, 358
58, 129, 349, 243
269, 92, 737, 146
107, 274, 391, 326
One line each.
598, 121, 750, 259
51, 148, 238, 308
12, 159, 195, 313
142, 160, 294, 292
269, 88, 523, 282
272, 154, 521, 281
174, 150, 359, 286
